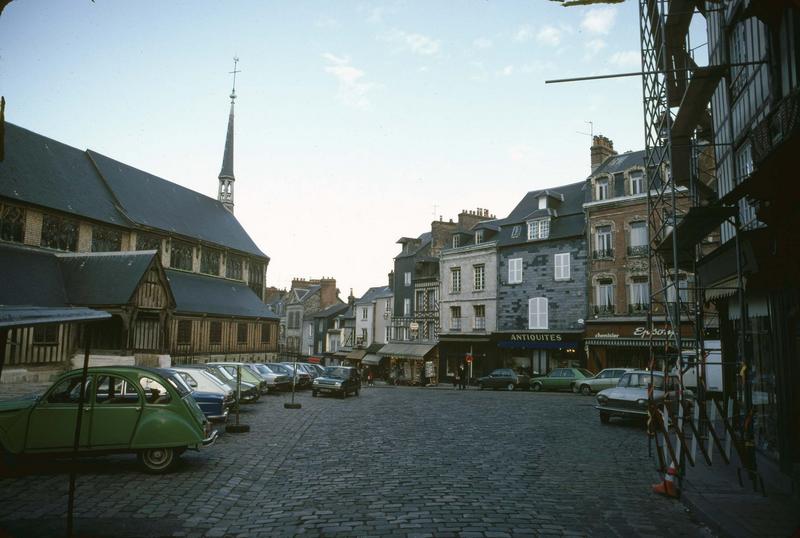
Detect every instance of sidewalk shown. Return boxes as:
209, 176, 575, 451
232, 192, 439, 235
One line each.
678, 450, 799, 537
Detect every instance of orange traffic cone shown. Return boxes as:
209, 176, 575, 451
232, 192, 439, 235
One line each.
652, 461, 680, 498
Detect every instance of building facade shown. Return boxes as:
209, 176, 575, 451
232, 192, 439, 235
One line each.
494, 183, 587, 375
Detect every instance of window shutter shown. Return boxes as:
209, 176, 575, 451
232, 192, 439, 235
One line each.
528, 298, 535, 329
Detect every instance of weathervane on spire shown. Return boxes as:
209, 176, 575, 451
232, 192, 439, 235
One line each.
229, 56, 241, 103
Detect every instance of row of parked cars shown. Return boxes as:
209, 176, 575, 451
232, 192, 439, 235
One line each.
0, 360, 358, 475
476, 366, 687, 426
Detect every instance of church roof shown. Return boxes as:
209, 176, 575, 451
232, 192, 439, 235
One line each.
87, 149, 265, 258
166, 269, 278, 320
0, 123, 129, 228
0, 122, 267, 259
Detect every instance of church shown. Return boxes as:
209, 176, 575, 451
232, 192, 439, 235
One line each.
0, 83, 278, 379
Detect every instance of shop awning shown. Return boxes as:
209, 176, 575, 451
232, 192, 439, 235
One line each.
345, 349, 367, 361
585, 337, 696, 348
377, 342, 436, 360
0, 306, 111, 329
362, 353, 382, 366
307, 356, 322, 364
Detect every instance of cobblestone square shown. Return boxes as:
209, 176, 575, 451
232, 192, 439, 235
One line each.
0, 386, 713, 537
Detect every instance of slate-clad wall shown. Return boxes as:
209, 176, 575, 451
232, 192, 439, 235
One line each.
497, 237, 587, 331
393, 256, 417, 317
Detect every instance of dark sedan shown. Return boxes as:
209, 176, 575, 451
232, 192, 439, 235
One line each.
478, 368, 531, 391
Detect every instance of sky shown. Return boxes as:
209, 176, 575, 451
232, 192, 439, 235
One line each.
1, 0, 655, 299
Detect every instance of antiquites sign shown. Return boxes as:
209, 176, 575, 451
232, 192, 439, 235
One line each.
509, 333, 563, 342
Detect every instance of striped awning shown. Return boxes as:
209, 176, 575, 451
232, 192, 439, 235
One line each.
377, 342, 436, 360
345, 349, 367, 361
585, 337, 696, 348
362, 353, 382, 366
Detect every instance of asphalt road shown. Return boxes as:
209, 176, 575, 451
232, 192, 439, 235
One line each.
0, 385, 713, 537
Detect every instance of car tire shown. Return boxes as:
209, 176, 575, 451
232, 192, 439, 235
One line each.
138, 447, 179, 474
580, 385, 592, 396
532, 383, 542, 392
599, 412, 610, 424
506, 383, 515, 391
312, 390, 318, 397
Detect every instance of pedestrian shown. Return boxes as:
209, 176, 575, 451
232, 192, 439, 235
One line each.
458, 363, 467, 390
368, 370, 374, 387
452, 369, 458, 389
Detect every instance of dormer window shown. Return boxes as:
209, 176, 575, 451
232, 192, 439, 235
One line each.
511, 225, 521, 239
453, 235, 461, 248
527, 219, 550, 241
630, 171, 644, 195
596, 178, 609, 200
475, 230, 484, 244
538, 196, 547, 210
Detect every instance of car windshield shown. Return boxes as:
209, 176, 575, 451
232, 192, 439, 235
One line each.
624, 372, 665, 389
165, 373, 192, 397
323, 367, 349, 379
212, 366, 235, 381
254, 365, 272, 375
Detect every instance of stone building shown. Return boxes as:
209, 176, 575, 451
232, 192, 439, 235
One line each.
438, 219, 500, 381
494, 183, 587, 375
582, 137, 696, 370
284, 278, 341, 359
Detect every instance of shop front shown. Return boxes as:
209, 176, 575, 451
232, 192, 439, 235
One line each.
492, 331, 585, 376
584, 321, 695, 371
437, 334, 494, 384
377, 342, 438, 385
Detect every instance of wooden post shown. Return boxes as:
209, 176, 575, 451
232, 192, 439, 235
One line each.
67, 325, 92, 538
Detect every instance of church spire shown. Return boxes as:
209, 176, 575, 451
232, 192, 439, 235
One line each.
218, 57, 239, 214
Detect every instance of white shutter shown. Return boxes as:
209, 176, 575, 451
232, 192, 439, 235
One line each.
554, 253, 570, 280
509, 258, 522, 283
528, 298, 536, 329
528, 297, 548, 329
538, 298, 548, 329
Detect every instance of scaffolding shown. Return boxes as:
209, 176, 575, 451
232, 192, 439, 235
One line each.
637, 0, 758, 493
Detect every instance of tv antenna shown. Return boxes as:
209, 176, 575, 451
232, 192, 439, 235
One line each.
576, 120, 594, 139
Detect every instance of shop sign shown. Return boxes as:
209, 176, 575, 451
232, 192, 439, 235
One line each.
593, 332, 619, 338
633, 326, 675, 338
509, 333, 563, 342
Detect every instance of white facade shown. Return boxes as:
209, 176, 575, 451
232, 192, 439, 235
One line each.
354, 289, 393, 347
438, 242, 498, 336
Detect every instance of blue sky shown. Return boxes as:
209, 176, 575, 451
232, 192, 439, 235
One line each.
1, 1, 651, 297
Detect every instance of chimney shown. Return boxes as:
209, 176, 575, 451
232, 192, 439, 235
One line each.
291, 277, 307, 290
348, 288, 355, 306
388, 271, 394, 291
591, 135, 617, 173
319, 278, 337, 308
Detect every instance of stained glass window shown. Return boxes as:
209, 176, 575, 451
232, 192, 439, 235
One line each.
136, 232, 162, 252
0, 203, 24, 243
92, 225, 122, 252
226, 253, 243, 280
41, 214, 78, 252
170, 240, 193, 271
200, 247, 221, 276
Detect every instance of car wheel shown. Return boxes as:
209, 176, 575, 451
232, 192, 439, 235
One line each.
138, 447, 178, 474
506, 383, 515, 391
532, 383, 542, 392
580, 385, 592, 396
599, 412, 610, 424
312, 390, 318, 397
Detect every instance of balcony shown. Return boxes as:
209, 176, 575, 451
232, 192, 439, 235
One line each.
627, 245, 648, 257
591, 304, 615, 316
473, 317, 486, 331
751, 88, 800, 167
450, 318, 462, 331
628, 303, 649, 314
592, 249, 614, 260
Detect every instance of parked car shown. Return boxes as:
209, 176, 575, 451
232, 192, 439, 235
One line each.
531, 367, 595, 392
249, 364, 291, 393
0, 366, 217, 473
478, 369, 531, 391
595, 370, 692, 424
181, 364, 260, 403
168, 373, 230, 423
573, 368, 635, 395
295, 362, 321, 381
311, 366, 360, 398
171, 366, 236, 403
274, 363, 312, 389
207, 362, 269, 395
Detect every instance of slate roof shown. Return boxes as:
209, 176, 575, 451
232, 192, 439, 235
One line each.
0, 123, 129, 227
395, 231, 432, 259
56, 250, 161, 306
0, 243, 70, 307
166, 269, 278, 319
312, 302, 349, 319
288, 285, 321, 304
590, 150, 646, 178
0, 122, 267, 259
497, 180, 586, 247
88, 150, 265, 258
354, 286, 392, 305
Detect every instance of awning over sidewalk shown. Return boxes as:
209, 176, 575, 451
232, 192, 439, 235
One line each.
362, 353, 382, 365
585, 337, 697, 348
377, 342, 436, 360
345, 349, 367, 361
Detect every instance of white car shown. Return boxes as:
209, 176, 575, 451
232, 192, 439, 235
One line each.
172, 366, 235, 402
573, 368, 634, 395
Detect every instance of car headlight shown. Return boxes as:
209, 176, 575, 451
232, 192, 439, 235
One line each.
312, 379, 320, 385
596, 394, 608, 403
637, 399, 647, 407
334, 382, 342, 387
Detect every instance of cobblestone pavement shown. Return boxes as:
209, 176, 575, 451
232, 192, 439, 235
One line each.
0, 385, 714, 537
